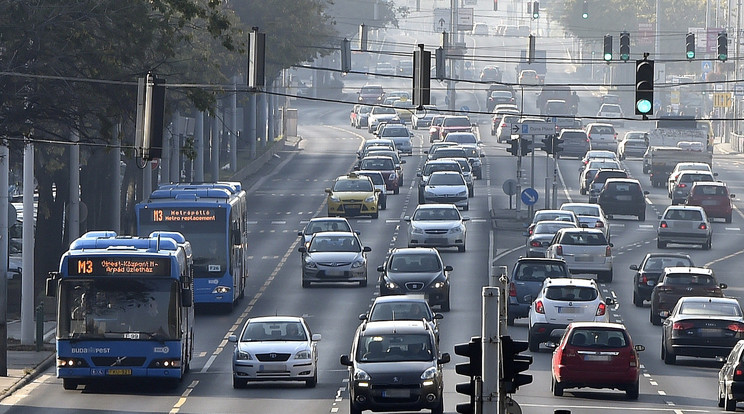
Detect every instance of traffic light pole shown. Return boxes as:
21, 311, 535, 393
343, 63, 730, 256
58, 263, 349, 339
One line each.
515, 151, 522, 213
552, 152, 558, 209
481, 287, 500, 414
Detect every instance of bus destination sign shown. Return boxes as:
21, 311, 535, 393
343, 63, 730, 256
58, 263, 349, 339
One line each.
148, 208, 219, 223
68, 257, 171, 276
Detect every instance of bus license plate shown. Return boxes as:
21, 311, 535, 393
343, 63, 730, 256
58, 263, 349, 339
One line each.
108, 369, 132, 376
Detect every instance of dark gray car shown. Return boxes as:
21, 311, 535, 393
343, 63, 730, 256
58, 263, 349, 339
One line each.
507, 257, 570, 325
557, 129, 590, 159
378, 248, 452, 311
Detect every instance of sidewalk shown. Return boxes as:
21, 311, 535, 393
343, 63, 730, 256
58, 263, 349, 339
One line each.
0, 320, 56, 401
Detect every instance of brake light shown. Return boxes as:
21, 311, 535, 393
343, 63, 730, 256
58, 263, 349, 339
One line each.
605, 245, 612, 257
614, 133, 618, 139
528, 226, 534, 236
556, 245, 563, 256
673, 321, 694, 331
727, 323, 744, 333
698, 223, 708, 230
501, 123, 507, 127
640, 274, 648, 284
595, 221, 604, 228
587, 133, 591, 139
535, 300, 545, 314
678, 183, 687, 188
735, 363, 744, 380
530, 240, 542, 247
660, 221, 668, 228
596, 302, 607, 316
629, 348, 638, 367
586, 138, 590, 143
509, 282, 517, 297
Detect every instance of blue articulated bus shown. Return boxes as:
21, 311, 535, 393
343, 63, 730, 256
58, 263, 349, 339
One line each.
135, 182, 248, 310
47, 231, 195, 390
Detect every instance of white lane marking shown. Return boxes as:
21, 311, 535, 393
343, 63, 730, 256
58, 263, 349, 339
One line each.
557, 161, 571, 203
472, 219, 488, 223
725, 227, 741, 231
271, 220, 286, 225
386, 219, 399, 223
519, 403, 706, 412
247, 220, 258, 225
638, 224, 654, 228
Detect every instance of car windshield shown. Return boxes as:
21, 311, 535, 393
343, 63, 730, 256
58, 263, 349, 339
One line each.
446, 134, 477, 144
694, 185, 728, 196
434, 149, 467, 159
590, 126, 615, 134
432, 117, 444, 126
334, 179, 373, 192
534, 222, 576, 234
679, 301, 742, 317
359, 106, 372, 114
413, 208, 460, 221
424, 164, 460, 175
358, 173, 384, 185
663, 209, 703, 221
357, 334, 434, 362
600, 104, 622, 113
452, 159, 471, 172
429, 174, 465, 186
443, 117, 471, 127
389, 253, 442, 272
664, 274, 716, 285
304, 220, 351, 235
514, 263, 568, 281
545, 286, 598, 301
642, 256, 692, 271
369, 302, 432, 322
374, 107, 396, 115
562, 132, 586, 140
361, 159, 394, 170
380, 127, 408, 137
462, 148, 478, 157
241, 321, 307, 342
563, 206, 599, 217
534, 212, 573, 223
680, 174, 713, 183
569, 328, 627, 348
559, 232, 607, 245
309, 235, 361, 253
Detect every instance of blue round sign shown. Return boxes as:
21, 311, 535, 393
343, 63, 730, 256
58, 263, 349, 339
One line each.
460, 105, 469, 112
521, 188, 539, 206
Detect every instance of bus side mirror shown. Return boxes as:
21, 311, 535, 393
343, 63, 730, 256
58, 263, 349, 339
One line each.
232, 229, 241, 246
182, 289, 193, 307
45, 273, 58, 297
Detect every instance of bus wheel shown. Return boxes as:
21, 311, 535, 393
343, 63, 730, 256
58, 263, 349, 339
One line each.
62, 379, 78, 390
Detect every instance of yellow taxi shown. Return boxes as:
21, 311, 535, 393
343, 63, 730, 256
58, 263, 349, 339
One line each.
326, 173, 381, 219
393, 99, 415, 124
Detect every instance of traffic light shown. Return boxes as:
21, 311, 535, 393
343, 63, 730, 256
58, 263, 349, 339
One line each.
493, 0, 498, 11
413, 45, 431, 106
520, 138, 531, 156
603, 34, 612, 62
635, 58, 654, 116
718, 32, 728, 61
542, 135, 563, 155
507, 138, 520, 156
686, 32, 695, 60
582, 1, 589, 19
527, 2, 531, 16
532, 1, 540, 19
619, 31, 630, 62
501, 336, 533, 394
435, 47, 446, 80
341, 38, 351, 73
455, 337, 482, 414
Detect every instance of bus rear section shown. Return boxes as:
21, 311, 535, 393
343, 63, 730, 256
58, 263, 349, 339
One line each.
49, 231, 194, 389
135, 182, 249, 310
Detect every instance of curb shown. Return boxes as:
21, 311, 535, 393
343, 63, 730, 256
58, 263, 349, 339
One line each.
0, 352, 56, 403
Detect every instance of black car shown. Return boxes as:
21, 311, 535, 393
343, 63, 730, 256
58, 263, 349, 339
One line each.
662, 296, 744, 365
629, 253, 694, 307
340, 320, 450, 414
597, 178, 648, 221
507, 257, 570, 326
378, 248, 452, 311
718, 339, 744, 411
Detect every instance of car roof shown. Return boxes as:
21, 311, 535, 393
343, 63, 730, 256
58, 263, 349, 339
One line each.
415, 203, 459, 210
561, 202, 600, 209
604, 178, 641, 185
544, 277, 598, 288
361, 320, 431, 336
516, 257, 567, 264
430, 171, 463, 176
357, 170, 385, 177
392, 247, 439, 255
311, 231, 357, 237
372, 295, 429, 305
556, 227, 605, 236
426, 159, 460, 165
691, 181, 726, 187
664, 205, 705, 212
248, 316, 304, 323
677, 296, 738, 305
362, 155, 395, 161
678, 170, 714, 176
309, 217, 349, 223
336, 173, 374, 182
568, 321, 626, 330
587, 122, 615, 127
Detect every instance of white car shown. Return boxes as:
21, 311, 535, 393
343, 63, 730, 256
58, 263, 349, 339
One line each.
298, 217, 354, 246
411, 105, 438, 129
560, 203, 611, 242
545, 228, 614, 282
597, 104, 625, 127
585, 123, 618, 152
229, 316, 321, 388
527, 278, 613, 351
423, 171, 469, 210
367, 106, 399, 133
405, 203, 469, 252
667, 162, 713, 196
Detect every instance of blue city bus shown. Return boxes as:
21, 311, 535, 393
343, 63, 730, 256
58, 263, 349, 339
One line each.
135, 182, 248, 309
47, 231, 195, 390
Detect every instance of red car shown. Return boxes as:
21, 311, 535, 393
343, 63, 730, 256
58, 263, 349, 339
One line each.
428, 115, 445, 143
438, 116, 472, 141
686, 181, 735, 223
551, 322, 644, 399
356, 156, 400, 194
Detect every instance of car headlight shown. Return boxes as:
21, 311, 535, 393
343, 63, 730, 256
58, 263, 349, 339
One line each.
385, 281, 398, 290
365, 195, 376, 203
351, 259, 365, 269
304, 257, 317, 269
411, 226, 424, 234
421, 367, 438, 380
295, 350, 312, 359
389, 172, 398, 180
329, 195, 340, 202
354, 369, 371, 381
432, 281, 447, 289
457, 190, 467, 197
236, 349, 253, 360
448, 226, 463, 234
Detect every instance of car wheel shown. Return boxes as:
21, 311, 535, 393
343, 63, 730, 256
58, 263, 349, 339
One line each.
632, 290, 643, 307
305, 370, 318, 388
458, 243, 466, 253
463, 204, 469, 211
350, 401, 363, 414
726, 214, 733, 223
651, 308, 662, 326
551, 376, 563, 397
507, 316, 515, 326
719, 383, 726, 407
359, 278, 367, 287
704, 238, 712, 250
372, 212, 379, 219
468, 187, 474, 197
440, 298, 450, 312
528, 332, 539, 352
662, 342, 676, 364
580, 188, 586, 195
233, 377, 247, 389
598, 270, 613, 283
626, 381, 639, 400
394, 187, 400, 195
725, 391, 737, 411
302, 280, 311, 288
656, 239, 666, 249
431, 397, 444, 414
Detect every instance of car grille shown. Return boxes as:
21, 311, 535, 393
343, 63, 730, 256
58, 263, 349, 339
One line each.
345, 199, 363, 203
255, 353, 291, 362
405, 282, 425, 291
91, 356, 147, 367
424, 229, 448, 234
318, 262, 352, 267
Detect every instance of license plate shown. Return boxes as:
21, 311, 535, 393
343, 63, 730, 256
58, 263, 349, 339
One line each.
425, 238, 446, 244
702, 200, 719, 206
107, 369, 132, 376
699, 328, 721, 337
616, 195, 632, 201
558, 307, 580, 314
382, 389, 410, 398
584, 355, 611, 361
325, 270, 345, 277
575, 255, 594, 262
345, 204, 361, 209
259, 364, 286, 373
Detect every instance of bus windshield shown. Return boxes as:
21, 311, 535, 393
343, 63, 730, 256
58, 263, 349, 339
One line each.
58, 278, 178, 341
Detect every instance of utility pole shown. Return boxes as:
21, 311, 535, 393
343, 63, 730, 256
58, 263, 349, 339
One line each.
194, 111, 204, 181
231, 76, 239, 172
110, 123, 122, 232
481, 287, 500, 414
21, 142, 34, 345
69, 130, 80, 241
0, 144, 8, 375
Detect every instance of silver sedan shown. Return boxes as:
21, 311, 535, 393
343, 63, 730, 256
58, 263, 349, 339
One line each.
406, 204, 469, 252
299, 232, 370, 287
524, 220, 578, 257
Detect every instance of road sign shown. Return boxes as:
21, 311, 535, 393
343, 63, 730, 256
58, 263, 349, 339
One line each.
714, 92, 732, 108
457, 8, 474, 31
550, 117, 574, 128
670, 90, 680, 105
502, 179, 518, 196
433, 8, 450, 32
735, 84, 744, 97
511, 123, 522, 134
521, 188, 538, 206
521, 122, 554, 135
701, 60, 713, 74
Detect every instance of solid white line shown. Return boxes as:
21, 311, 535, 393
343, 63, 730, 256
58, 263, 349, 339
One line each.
200, 354, 218, 373
557, 161, 571, 203
725, 227, 741, 231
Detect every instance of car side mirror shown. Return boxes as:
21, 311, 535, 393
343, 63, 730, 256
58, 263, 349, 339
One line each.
312, 334, 322, 342
298, 231, 304, 237
714, 172, 719, 176
609, 243, 614, 247
363, 246, 372, 252
462, 217, 471, 222
444, 265, 453, 272
416, 172, 422, 177
644, 191, 650, 195
400, 159, 406, 164
228, 335, 237, 343
340, 354, 352, 366
298, 246, 307, 253
359, 313, 368, 321
480, 153, 485, 157
629, 264, 639, 271
353, 166, 360, 171
423, 150, 429, 154
634, 345, 645, 352
605, 297, 615, 305
377, 265, 385, 272
439, 353, 451, 364
660, 310, 670, 319
731, 194, 736, 199
404, 216, 411, 222
325, 188, 332, 194
721, 283, 728, 289
433, 313, 444, 320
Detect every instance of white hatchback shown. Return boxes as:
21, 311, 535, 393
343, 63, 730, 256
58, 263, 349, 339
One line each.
545, 228, 614, 282
527, 278, 613, 351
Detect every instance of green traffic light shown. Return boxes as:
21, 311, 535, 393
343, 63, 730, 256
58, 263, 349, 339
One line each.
687, 51, 695, 59
603, 53, 612, 61
719, 53, 728, 61
636, 99, 652, 114
621, 54, 629, 62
